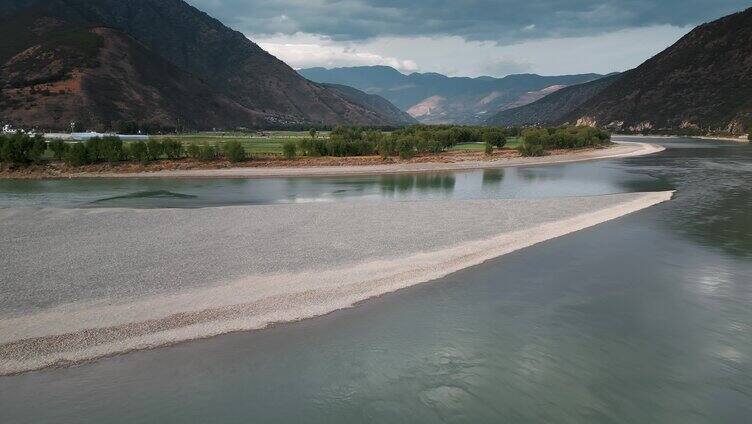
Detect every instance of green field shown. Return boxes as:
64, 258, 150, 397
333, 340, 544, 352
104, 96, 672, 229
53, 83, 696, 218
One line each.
448, 137, 522, 151
153, 132, 522, 156
151, 132, 326, 155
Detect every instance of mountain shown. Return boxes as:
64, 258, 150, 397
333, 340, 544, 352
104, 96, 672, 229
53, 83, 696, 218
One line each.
321, 84, 417, 126
299, 66, 604, 125
0, 0, 410, 130
487, 74, 620, 126
560, 7, 752, 133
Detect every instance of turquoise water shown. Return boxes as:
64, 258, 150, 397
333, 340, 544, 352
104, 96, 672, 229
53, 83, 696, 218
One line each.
1, 139, 751, 423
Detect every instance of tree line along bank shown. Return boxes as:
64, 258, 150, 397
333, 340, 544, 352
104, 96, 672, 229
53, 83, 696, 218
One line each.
0, 125, 611, 168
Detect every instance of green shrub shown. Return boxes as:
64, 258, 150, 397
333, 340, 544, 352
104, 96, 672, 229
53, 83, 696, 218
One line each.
428, 140, 443, 153
0, 135, 7, 163
146, 139, 163, 161
521, 128, 551, 149
1, 132, 36, 166
518, 143, 545, 157
198, 143, 218, 161
186, 143, 201, 159
127, 141, 150, 164
29, 135, 48, 164
282, 140, 297, 159
100, 136, 123, 164
223, 141, 246, 162
162, 139, 184, 159
325, 137, 347, 157
48, 139, 68, 160
485, 142, 493, 155
417, 137, 436, 154
376, 138, 394, 159
63, 143, 90, 166
397, 137, 416, 159
85, 137, 103, 162
298, 138, 326, 156
482, 129, 506, 148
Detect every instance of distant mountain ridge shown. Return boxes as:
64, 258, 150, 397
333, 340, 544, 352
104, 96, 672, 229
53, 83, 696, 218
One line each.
0, 0, 412, 130
299, 66, 604, 125
493, 7, 752, 133
487, 74, 621, 126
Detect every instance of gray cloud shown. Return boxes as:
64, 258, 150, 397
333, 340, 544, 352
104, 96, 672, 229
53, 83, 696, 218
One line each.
187, 0, 750, 43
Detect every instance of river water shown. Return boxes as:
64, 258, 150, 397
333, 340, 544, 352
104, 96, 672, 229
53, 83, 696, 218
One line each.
1, 138, 751, 423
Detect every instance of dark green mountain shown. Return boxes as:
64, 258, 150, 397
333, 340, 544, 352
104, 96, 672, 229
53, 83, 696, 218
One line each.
0, 0, 411, 130
299, 66, 604, 125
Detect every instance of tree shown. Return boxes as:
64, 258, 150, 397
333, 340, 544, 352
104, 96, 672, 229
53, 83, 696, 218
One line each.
49, 139, 68, 160
146, 139, 163, 161
162, 140, 184, 159
482, 129, 506, 149
85, 137, 103, 162
1, 132, 35, 166
223, 141, 245, 162
127, 141, 150, 164
29, 135, 48, 164
100, 136, 124, 164
64, 143, 90, 166
309, 128, 317, 139
186, 143, 201, 159
282, 140, 297, 159
397, 137, 416, 159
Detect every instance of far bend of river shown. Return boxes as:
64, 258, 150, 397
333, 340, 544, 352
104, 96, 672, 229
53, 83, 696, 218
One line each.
2, 138, 752, 423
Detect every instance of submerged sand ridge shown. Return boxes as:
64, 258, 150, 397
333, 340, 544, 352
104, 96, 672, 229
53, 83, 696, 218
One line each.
0, 192, 673, 374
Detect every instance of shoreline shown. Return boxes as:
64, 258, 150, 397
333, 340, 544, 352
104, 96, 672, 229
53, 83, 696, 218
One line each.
1, 141, 664, 180
0, 191, 673, 375
615, 134, 749, 143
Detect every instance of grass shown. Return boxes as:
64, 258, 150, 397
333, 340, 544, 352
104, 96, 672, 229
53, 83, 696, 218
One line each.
152, 132, 332, 156
449, 137, 522, 151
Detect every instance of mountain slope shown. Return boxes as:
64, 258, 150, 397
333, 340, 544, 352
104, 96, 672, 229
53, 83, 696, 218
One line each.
487, 74, 620, 126
0, 0, 410, 130
299, 66, 604, 125
322, 84, 417, 126
0, 20, 267, 130
563, 7, 752, 133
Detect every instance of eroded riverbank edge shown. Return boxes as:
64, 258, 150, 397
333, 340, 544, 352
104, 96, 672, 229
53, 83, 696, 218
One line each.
0, 191, 673, 375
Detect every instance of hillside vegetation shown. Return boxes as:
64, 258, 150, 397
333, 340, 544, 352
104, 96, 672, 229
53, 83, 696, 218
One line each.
0, 0, 412, 131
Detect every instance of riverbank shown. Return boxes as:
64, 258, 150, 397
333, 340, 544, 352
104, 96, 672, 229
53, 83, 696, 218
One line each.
0, 141, 662, 179
615, 134, 749, 143
0, 191, 673, 375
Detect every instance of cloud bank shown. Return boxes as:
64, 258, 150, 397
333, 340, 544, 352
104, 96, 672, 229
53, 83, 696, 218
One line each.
190, 0, 747, 43
186, 0, 746, 76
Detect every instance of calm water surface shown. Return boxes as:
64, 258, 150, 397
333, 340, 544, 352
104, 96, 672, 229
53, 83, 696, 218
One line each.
1, 139, 751, 423
0, 157, 671, 208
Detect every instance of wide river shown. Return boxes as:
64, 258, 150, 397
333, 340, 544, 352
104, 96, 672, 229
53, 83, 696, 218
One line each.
1, 138, 751, 423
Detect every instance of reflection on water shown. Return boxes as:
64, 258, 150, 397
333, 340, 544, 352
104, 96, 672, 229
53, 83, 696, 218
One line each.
378, 173, 456, 195
482, 169, 504, 186
2, 139, 752, 423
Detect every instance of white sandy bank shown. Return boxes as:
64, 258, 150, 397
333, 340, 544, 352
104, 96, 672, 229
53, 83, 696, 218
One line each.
0, 191, 672, 374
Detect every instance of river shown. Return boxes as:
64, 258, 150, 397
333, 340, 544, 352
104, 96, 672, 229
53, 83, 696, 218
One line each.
1, 138, 750, 423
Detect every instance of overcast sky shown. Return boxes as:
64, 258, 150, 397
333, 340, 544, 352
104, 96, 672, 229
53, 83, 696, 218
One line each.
188, 0, 749, 77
